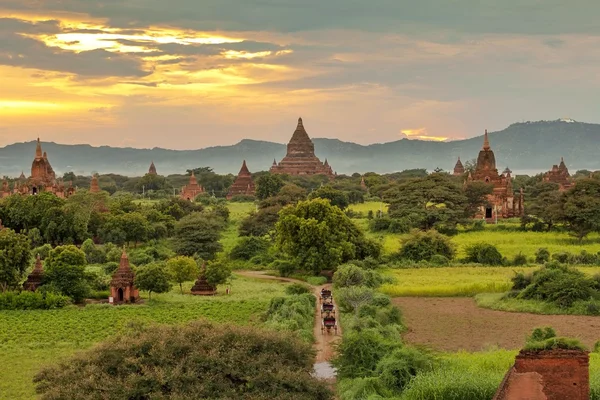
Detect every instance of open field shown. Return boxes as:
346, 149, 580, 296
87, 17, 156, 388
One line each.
0, 274, 285, 400
381, 266, 600, 297
393, 297, 600, 352
221, 201, 255, 253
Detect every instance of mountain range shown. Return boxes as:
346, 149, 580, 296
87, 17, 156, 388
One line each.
2, 119, 598, 177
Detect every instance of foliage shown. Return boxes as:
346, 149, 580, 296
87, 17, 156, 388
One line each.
524, 326, 586, 351
512, 252, 528, 266
43, 245, 89, 303
535, 248, 550, 263
230, 236, 271, 260
204, 260, 232, 287
255, 174, 285, 200
561, 179, 600, 241
333, 263, 384, 289
285, 283, 312, 295
239, 205, 282, 237
0, 228, 31, 292
308, 186, 350, 210
398, 230, 456, 262
172, 212, 224, 259
264, 293, 315, 342
276, 199, 380, 274
0, 291, 70, 310
166, 256, 198, 294
134, 262, 172, 300
375, 347, 435, 392
34, 320, 332, 400
464, 243, 503, 265
336, 286, 375, 315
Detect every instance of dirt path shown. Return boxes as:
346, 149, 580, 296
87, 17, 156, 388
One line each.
236, 271, 341, 365
393, 297, 600, 352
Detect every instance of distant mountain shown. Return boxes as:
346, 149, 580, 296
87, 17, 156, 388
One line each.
2, 119, 599, 177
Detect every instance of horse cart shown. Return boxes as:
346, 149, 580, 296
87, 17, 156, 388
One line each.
319, 289, 333, 303
321, 302, 335, 316
321, 316, 337, 334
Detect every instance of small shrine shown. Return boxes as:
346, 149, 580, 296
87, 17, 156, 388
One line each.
23, 254, 44, 292
453, 157, 465, 176
226, 160, 255, 199
89, 174, 100, 193
148, 161, 157, 175
190, 262, 216, 296
109, 249, 139, 304
180, 171, 204, 201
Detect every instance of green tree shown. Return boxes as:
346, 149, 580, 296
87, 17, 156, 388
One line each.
398, 230, 456, 262
44, 245, 89, 302
172, 212, 224, 259
464, 181, 493, 218
524, 182, 563, 230
135, 263, 172, 299
560, 179, 600, 241
166, 256, 198, 294
136, 173, 169, 192
121, 212, 150, 246
0, 229, 31, 292
308, 186, 349, 210
256, 174, 285, 200
276, 199, 380, 274
205, 260, 232, 288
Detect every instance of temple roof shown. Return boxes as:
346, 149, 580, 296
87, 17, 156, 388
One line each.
35, 138, 42, 159
111, 248, 135, 287
482, 129, 490, 150
289, 117, 312, 145
149, 161, 157, 175
239, 160, 251, 176
476, 129, 496, 172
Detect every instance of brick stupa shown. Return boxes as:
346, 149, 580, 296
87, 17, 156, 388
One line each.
89, 174, 100, 193
270, 117, 334, 177
180, 171, 204, 201
453, 157, 465, 176
23, 254, 44, 292
109, 249, 139, 304
148, 161, 157, 175
190, 262, 216, 296
226, 160, 255, 199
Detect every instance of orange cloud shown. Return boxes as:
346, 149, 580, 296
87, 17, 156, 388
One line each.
401, 128, 448, 142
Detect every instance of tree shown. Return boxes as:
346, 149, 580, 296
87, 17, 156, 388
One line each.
172, 212, 224, 259
464, 181, 493, 218
308, 186, 349, 210
560, 179, 600, 241
135, 263, 172, 299
276, 199, 380, 274
336, 286, 375, 316
34, 321, 332, 399
136, 173, 169, 192
524, 182, 563, 230
44, 245, 89, 302
239, 206, 282, 237
205, 260, 232, 288
256, 174, 285, 200
166, 256, 198, 294
398, 229, 455, 262
0, 229, 31, 292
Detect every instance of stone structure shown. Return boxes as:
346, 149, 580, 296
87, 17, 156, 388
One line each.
465, 130, 523, 220
270, 118, 334, 177
1, 180, 10, 198
453, 157, 465, 176
180, 172, 204, 201
226, 160, 255, 199
190, 262, 216, 295
109, 249, 139, 304
148, 161, 157, 175
360, 176, 367, 190
493, 349, 589, 400
89, 174, 100, 193
23, 254, 45, 292
543, 157, 572, 191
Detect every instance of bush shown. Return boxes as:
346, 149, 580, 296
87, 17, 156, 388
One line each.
429, 254, 450, 266
512, 252, 528, 266
306, 276, 327, 286
535, 248, 550, 264
229, 195, 255, 202
552, 252, 570, 263
264, 293, 315, 342
511, 271, 532, 291
230, 236, 271, 261
270, 259, 296, 277
388, 219, 410, 234
334, 329, 400, 379
285, 283, 312, 295
370, 217, 391, 232
375, 347, 434, 392
398, 230, 455, 262
333, 264, 384, 289
0, 291, 70, 310
34, 321, 332, 399
464, 243, 503, 265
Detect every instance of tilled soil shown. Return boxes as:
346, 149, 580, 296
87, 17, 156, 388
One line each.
393, 297, 600, 352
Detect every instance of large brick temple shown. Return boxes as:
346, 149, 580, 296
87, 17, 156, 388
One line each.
270, 118, 334, 177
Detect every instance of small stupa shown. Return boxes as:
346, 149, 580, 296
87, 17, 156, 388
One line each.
109, 248, 139, 304
226, 160, 255, 199
190, 262, 216, 296
23, 254, 45, 291
90, 174, 100, 193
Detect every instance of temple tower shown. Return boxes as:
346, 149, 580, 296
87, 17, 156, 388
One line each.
90, 174, 100, 193
109, 249, 139, 304
148, 161, 157, 175
453, 157, 465, 176
226, 160, 255, 199
180, 171, 204, 201
23, 254, 45, 292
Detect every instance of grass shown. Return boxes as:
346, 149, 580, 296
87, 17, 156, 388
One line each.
476, 292, 600, 316
0, 273, 286, 400
221, 202, 256, 253
381, 266, 600, 297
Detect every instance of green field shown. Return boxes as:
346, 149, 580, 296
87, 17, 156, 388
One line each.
381, 266, 600, 297
221, 202, 255, 253
0, 274, 285, 400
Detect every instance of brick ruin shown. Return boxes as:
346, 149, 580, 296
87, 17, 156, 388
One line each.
109, 249, 139, 304
493, 349, 589, 400
190, 262, 216, 296
180, 171, 204, 201
270, 117, 334, 177
543, 157, 573, 191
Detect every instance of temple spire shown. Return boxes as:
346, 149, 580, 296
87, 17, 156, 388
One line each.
35, 138, 42, 158
297, 117, 303, 129
483, 129, 490, 150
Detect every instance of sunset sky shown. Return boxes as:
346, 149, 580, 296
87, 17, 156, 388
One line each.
1, 1, 600, 149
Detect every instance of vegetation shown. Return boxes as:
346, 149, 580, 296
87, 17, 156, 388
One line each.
397, 230, 455, 262
0, 228, 31, 292
523, 326, 587, 351
134, 262, 172, 299
264, 293, 315, 342
166, 256, 198, 294
34, 321, 332, 400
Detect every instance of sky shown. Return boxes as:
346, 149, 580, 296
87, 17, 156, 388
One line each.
1, 0, 600, 149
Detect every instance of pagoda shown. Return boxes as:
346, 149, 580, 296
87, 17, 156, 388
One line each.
270, 117, 334, 177
89, 174, 100, 193
23, 254, 45, 292
1, 180, 10, 198
453, 157, 465, 176
148, 161, 157, 175
226, 160, 255, 199
543, 157, 572, 192
109, 249, 139, 304
464, 130, 522, 220
190, 262, 216, 296
180, 171, 204, 201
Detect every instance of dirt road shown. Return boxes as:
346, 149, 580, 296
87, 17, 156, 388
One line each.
394, 297, 600, 352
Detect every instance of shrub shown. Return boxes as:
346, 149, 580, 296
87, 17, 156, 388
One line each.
333, 264, 384, 289
388, 219, 410, 234
270, 259, 296, 277
334, 329, 399, 379
464, 243, 503, 265
32, 244, 52, 260
34, 321, 332, 400
306, 276, 327, 286
230, 236, 271, 261
535, 248, 550, 264
370, 217, 391, 232
552, 252, 570, 264
512, 252, 528, 266
0, 291, 70, 310
429, 254, 450, 266
511, 271, 532, 291
375, 347, 434, 392
264, 293, 315, 342
398, 230, 455, 262
285, 283, 312, 295
229, 194, 255, 202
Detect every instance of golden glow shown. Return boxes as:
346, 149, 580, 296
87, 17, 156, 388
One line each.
0, 100, 60, 110
401, 128, 448, 142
